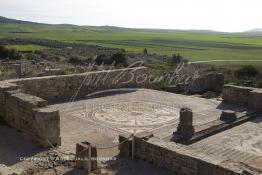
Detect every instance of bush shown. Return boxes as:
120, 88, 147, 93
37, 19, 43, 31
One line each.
68, 55, 82, 64
0, 46, 21, 59
235, 65, 258, 78
0, 46, 9, 58
110, 52, 127, 66
171, 53, 183, 64
143, 48, 148, 55
95, 54, 110, 65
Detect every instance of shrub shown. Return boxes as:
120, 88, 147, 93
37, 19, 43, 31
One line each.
0, 46, 21, 59
171, 53, 183, 64
0, 46, 9, 58
235, 65, 258, 78
110, 52, 127, 66
95, 54, 110, 65
143, 48, 148, 55
68, 55, 82, 64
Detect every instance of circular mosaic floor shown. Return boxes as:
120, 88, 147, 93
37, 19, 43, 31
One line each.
87, 100, 180, 133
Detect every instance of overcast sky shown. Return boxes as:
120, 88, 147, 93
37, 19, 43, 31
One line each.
0, 0, 261, 32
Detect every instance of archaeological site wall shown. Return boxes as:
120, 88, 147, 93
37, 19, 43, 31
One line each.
117, 84, 262, 175
6, 67, 148, 101
119, 135, 243, 175
222, 84, 262, 111
0, 67, 148, 146
0, 82, 60, 146
166, 73, 224, 94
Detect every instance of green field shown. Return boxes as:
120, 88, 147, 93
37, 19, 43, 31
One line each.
6, 44, 46, 51
1, 23, 262, 66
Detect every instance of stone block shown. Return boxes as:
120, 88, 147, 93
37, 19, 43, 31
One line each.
76, 142, 97, 172
188, 73, 224, 94
118, 135, 132, 157
34, 108, 61, 147
222, 85, 253, 106
220, 110, 237, 122
248, 89, 262, 111
11, 93, 48, 108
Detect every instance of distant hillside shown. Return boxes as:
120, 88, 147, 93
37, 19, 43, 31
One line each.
0, 16, 262, 66
245, 28, 262, 33
0, 16, 38, 24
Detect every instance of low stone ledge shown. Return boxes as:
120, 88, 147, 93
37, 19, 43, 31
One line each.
222, 84, 262, 111
0, 82, 18, 91
119, 135, 245, 175
0, 83, 60, 147
0, 82, 18, 117
6, 67, 149, 101
248, 89, 262, 111
11, 92, 48, 108
220, 110, 237, 122
34, 108, 61, 147
222, 85, 254, 106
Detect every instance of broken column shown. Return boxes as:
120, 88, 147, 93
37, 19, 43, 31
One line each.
175, 107, 195, 138
76, 142, 97, 173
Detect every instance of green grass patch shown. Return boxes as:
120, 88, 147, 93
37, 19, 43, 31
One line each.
6, 44, 47, 51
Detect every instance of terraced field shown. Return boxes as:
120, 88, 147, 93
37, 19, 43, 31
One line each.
1, 23, 262, 66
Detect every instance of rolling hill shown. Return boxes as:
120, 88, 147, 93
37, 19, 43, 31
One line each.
1, 16, 262, 66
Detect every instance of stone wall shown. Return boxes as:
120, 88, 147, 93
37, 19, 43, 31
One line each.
188, 73, 224, 94
7, 67, 148, 101
222, 84, 262, 111
0, 67, 148, 146
167, 73, 224, 94
119, 135, 243, 175
0, 82, 60, 147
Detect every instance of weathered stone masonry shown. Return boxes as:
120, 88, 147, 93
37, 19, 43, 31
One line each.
118, 84, 262, 175
0, 82, 61, 147
0, 67, 148, 146
7, 67, 148, 101
119, 135, 242, 175
222, 84, 262, 111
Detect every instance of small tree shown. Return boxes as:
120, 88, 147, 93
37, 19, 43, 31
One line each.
1, 46, 8, 59
143, 48, 148, 55
0, 46, 21, 60
171, 53, 182, 63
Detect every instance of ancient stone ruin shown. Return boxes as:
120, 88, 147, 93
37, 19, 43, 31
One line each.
0, 67, 261, 175
118, 84, 262, 175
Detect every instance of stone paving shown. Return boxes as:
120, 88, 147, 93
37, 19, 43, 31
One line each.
188, 117, 262, 163
48, 88, 255, 149
1, 88, 261, 174
49, 89, 222, 136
